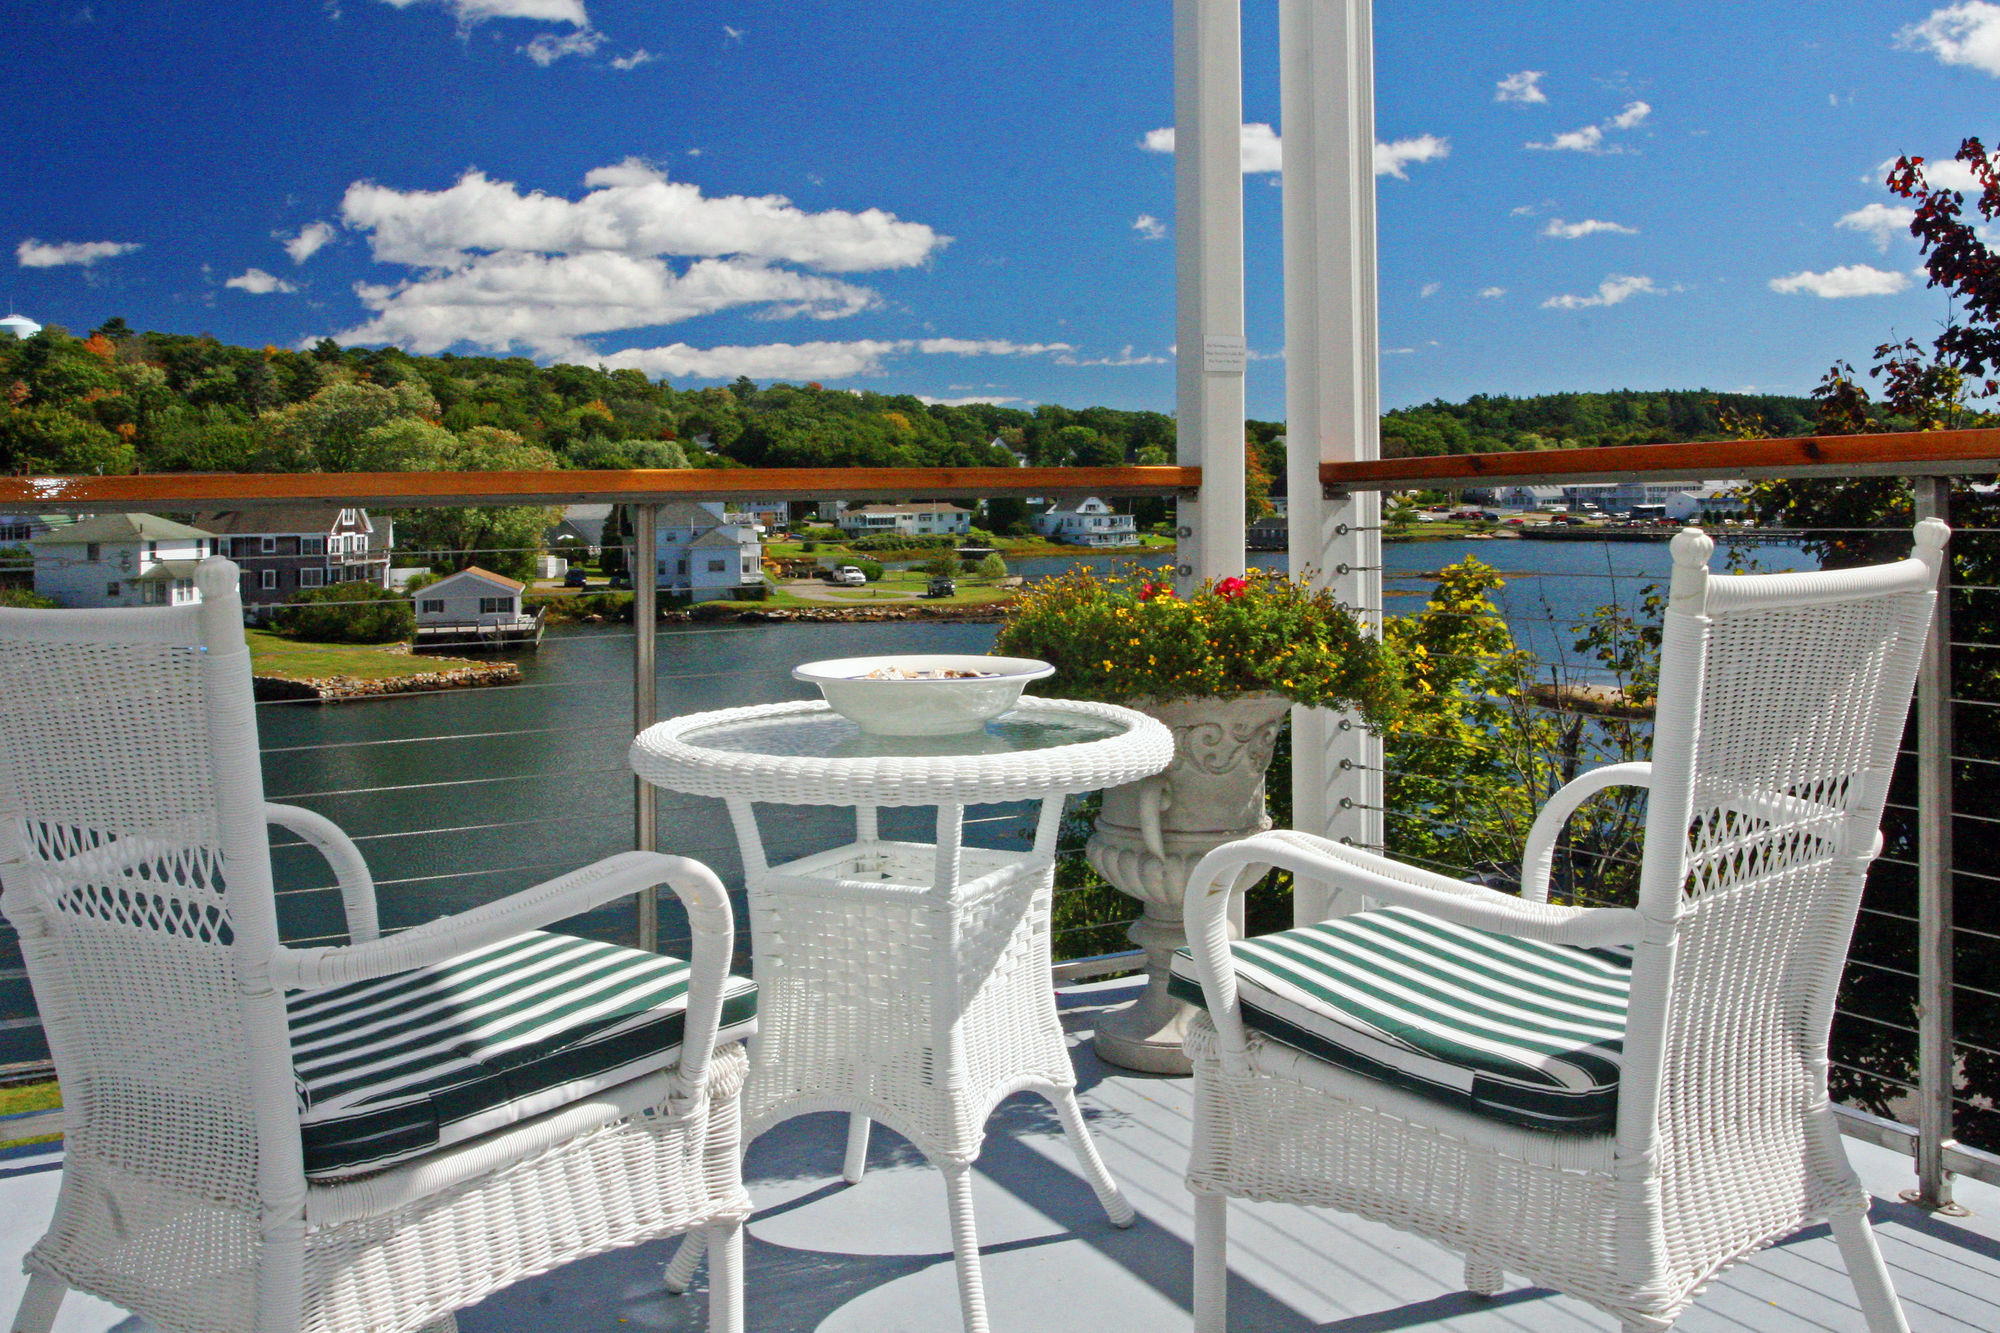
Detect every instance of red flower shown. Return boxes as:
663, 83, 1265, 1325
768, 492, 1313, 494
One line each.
1140, 579, 1170, 601
1214, 575, 1249, 600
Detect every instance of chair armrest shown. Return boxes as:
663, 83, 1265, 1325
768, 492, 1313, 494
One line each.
273, 849, 739, 1112
265, 803, 378, 943
1518, 762, 1652, 904
1182, 830, 1640, 1078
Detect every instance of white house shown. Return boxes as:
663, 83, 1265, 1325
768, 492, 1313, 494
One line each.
1666, 481, 1751, 523
415, 567, 528, 627
1032, 497, 1140, 547
636, 499, 763, 602
836, 503, 972, 539
30, 514, 216, 609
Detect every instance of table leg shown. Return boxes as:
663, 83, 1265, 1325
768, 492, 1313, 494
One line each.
1047, 1087, 1136, 1227
842, 1112, 871, 1184
941, 1160, 992, 1333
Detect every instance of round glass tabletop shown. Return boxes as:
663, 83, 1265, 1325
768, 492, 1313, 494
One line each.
630, 697, 1174, 807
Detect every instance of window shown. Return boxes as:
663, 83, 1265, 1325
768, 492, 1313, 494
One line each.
478, 597, 510, 615
420, 598, 445, 614
260, 536, 276, 554
330, 535, 345, 556
707, 558, 727, 573
105, 582, 119, 597
146, 540, 159, 560
299, 568, 324, 588
260, 569, 278, 590
86, 543, 101, 562
352, 535, 368, 554
0, 523, 28, 542
301, 536, 325, 556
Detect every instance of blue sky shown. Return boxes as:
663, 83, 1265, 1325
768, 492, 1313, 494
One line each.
6, 1, 2000, 418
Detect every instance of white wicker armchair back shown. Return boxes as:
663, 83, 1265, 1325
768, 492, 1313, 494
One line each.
0, 558, 299, 1318
1622, 522, 1945, 1289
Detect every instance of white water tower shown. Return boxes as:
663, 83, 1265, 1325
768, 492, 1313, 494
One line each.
0, 314, 41, 340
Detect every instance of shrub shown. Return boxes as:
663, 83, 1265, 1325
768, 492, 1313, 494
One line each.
274, 582, 414, 644
852, 558, 884, 582
0, 588, 57, 609
976, 553, 1009, 580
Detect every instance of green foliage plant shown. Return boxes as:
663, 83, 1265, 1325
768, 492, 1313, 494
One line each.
273, 582, 415, 645
996, 565, 1404, 722
0, 588, 58, 609
976, 552, 1008, 580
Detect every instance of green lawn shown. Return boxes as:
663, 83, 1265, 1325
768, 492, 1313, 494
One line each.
0, 1080, 60, 1151
245, 630, 453, 681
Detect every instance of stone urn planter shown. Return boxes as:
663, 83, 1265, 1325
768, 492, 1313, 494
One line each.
1086, 692, 1290, 1074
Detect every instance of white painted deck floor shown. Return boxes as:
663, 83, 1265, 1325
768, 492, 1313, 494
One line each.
3, 979, 1997, 1332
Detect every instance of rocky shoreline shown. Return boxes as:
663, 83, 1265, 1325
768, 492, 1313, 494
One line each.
253, 659, 521, 702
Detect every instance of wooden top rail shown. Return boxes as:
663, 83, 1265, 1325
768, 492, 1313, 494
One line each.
1321, 428, 2000, 492
0, 465, 1202, 513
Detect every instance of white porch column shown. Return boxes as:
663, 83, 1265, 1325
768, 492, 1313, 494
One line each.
1281, 0, 1383, 924
1173, 0, 1247, 592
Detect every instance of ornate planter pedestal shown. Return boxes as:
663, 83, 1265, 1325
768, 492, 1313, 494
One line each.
1085, 693, 1289, 1075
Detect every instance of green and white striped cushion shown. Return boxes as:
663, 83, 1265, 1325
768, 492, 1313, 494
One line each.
1168, 906, 1629, 1133
288, 930, 757, 1180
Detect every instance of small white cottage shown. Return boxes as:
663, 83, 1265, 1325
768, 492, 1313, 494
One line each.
415, 567, 526, 627
410, 566, 545, 651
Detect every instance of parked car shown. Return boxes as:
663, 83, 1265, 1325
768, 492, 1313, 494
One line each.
926, 575, 956, 598
563, 569, 589, 588
826, 566, 867, 586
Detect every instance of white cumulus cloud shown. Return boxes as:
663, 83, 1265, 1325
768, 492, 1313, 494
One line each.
1541, 274, 1660, 309
1837, 203, 1917, 251
1479, 286, 1507, 298
1768, 265, 1912, 298
374, 0, 587, 25
1140, 124, 1447, 178
595, 338, 1068, 383
522, 27, 601, 64
341, 160, 945, 272
1609, 100, 1651, 130
1496, 70, 1547, 104
1056, 346, 1170, 367
1419, 282, 1442, 298
15, 238, 141, 268
225, 268, 298, 295
338, 252, 880, 356
1133, 214, 1167, 241
1898, 3, 2000, 77
609, 48, 655, 70
1529, 101, 1650, 153
1376, 134, 1451, 179
1542, 218, 1638, 239
281, 221, 339, 264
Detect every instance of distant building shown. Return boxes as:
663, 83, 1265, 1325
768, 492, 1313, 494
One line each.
1666, 482, 1750, 523
0, 314, 41, 341
189, 507, 392, 616
413, 567, 543, 651
30, 513, 216, 608
1032, 497, 1139, 547
837, 503, 973, 539
627, 499, 763, 601
550, 504, 612, 555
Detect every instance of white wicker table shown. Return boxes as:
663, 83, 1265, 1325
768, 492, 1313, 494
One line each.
630, 697, 1173, 1333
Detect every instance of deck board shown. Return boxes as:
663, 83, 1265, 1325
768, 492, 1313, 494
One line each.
0, 979, 1994, 1331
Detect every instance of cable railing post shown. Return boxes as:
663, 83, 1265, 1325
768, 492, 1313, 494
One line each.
633, 502, 660, 952
1911, 476, 1956, 1210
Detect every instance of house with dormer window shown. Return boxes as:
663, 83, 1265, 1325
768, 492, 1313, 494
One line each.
188, 507, 393, 617
29, 514, 216, 608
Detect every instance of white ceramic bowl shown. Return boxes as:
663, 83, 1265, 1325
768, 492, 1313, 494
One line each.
791, 654, 1055, 736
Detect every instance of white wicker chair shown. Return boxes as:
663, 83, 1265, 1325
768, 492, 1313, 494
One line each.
0, 557, 754, 1333
1177, 523, 1946, 1333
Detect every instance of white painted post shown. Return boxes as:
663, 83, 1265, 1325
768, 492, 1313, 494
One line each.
1281, 0, 1383, 925
1174, 0, 1248, 592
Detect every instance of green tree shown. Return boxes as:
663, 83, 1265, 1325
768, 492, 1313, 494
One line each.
392, 427, 563, 583
274, 582, 414, 644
